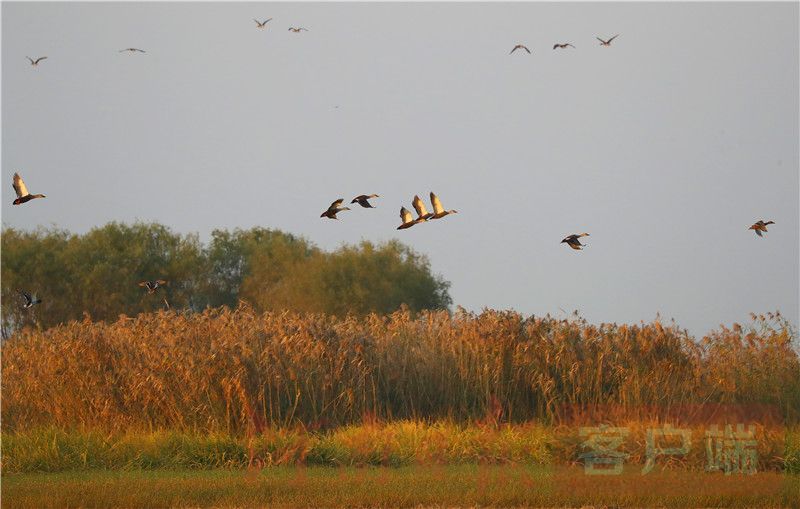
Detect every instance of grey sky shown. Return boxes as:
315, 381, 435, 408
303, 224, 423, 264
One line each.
2, 2, 798, 335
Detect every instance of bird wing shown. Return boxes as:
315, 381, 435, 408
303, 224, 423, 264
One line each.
26, 57, 34, 64
12, 173, 29, 198
156, 280, 168, 286
412, 195, 429, 217
596, 37, 606, 43
138, 281, 151, 288
20, 290, 32, 303
430, 192, 444, 215
755, 229, 763, 237
510, 46, 518, 54
35, 57, 47, 64
400, 207, 413, 224
553, 44, 559, 49
608, 34, 619, 43
524, 46, 531, 53
330, 198, 344, 210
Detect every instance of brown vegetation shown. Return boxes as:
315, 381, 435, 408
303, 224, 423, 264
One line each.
3, 307, 797, 434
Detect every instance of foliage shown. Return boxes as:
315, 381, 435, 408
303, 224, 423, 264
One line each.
1, 223, 452, 333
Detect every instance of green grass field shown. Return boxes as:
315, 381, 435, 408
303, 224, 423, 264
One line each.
3, 466, 798, 508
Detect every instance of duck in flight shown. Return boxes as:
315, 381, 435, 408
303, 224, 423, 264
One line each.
12, 172, 46, 205
749, 220, 775, 237
320, 199, 350, 219
254, 18, 273, 28
20, 290, 42, 309
553, 43, 575, 50
597, 35, 619, 46
510, 44, 531, 54
27, 56, 47, 66
139, 280, 167, 294
351, 194, 379, 208
119, 48, 146, 53
429, 192, 457, 220
412, 195, 433, 223
561, 233, 590, 250
397, 207, 418, 230
288, 27, 308, 33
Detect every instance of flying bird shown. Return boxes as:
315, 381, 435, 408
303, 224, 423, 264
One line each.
254, 18, 273, 28
749, 220, 775, 237
351, 194, 379, 208
27, 56, 47, 66
596, 35, 619, 46
429, 192, 458, 220
561, 233, 590, 250
412, 195, 433, 222
288, 27, 308, 33
397, 207, 418, 230
139, 280, 167, 294
320, 199, 350, 219
20, 290, 42, 309
553, 43, 575, 50
510, 44, 531, 54
12, 173, 46, 205
119, 48, 146, 53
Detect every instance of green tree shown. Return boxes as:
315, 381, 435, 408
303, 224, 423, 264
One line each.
246, 240, 452, 315
1, 226, 75, 333
1, 222, 205, 331
206, 228, 317, 308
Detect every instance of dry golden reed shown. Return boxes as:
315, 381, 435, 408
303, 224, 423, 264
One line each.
2, 306, 798, 434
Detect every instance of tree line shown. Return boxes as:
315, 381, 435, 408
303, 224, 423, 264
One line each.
1, 222, 452, 333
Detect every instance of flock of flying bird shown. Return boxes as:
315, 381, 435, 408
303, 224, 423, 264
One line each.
510, 34, 618, 54
11, 19, 779, 313
319, 192, 458, 230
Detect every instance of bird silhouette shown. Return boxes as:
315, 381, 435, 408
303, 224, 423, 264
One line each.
139, 280, 167, 294
412, 195, 433, 222
288, 27, 308, 33
20, 290, 42, 309
561, 233, 590, 250
119, 48, 146, 53
596, 35, 619, 46
351, 194, 379, 208
553, 43, 575, 50
397, 207, 418, 230
510, 44, 531, 54
429, 192, 458, 220
27, 56, 47, 66
12, 173, 46, 205
320, 199, 350, 219
254, 18, 273, 28
749, 220, 775, 237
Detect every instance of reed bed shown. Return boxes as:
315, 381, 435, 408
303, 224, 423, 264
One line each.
2, 307, 797, 434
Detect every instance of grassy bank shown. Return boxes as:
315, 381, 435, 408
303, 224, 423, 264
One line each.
3, 466, 798, 509
3, 422, 798, 474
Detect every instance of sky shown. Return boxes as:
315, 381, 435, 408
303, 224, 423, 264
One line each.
2, 1, 798, 336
